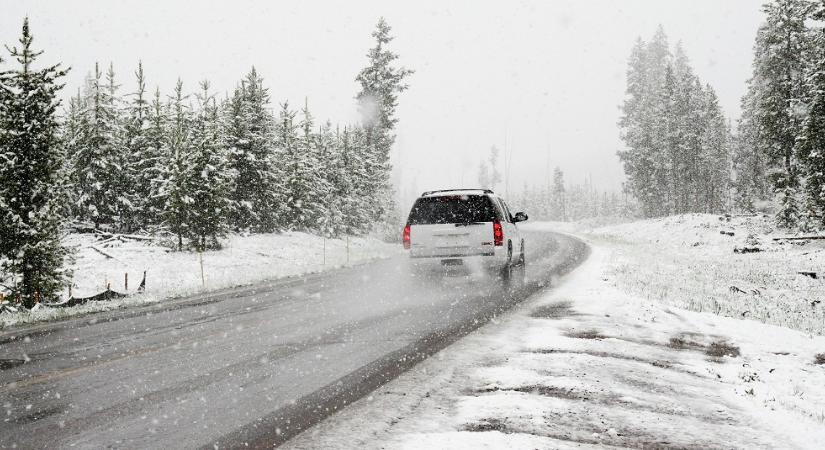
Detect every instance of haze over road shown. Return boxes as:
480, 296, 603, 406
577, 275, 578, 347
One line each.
0, 230, 587, 449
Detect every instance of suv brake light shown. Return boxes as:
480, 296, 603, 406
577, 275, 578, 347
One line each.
403, 224, 411, 249
493, 220, 503, 246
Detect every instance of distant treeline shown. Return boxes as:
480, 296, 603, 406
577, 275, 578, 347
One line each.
514, 167, 634, 223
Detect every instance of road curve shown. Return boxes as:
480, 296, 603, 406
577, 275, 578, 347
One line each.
0, 230, 588, 449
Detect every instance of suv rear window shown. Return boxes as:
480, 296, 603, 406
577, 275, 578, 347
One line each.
407, 195, 499, 225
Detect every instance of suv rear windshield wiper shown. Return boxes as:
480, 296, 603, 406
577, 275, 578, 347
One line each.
454, 222, 485, 227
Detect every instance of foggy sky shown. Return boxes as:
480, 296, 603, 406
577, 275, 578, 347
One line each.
2, 0, 764, 207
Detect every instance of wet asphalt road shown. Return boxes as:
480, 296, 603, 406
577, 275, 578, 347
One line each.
0, 230, 588, 449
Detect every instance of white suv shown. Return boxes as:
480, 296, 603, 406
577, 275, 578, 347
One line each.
402, 189, 527, 273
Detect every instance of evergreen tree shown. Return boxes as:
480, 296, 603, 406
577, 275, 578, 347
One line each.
552, 167, 566, 221
275, 101, 308, 231
159, 79, 192, 250
145, 87, 169, 228
355, 17, 413, 227
797, 2, 825, 228
700, 86, 731, 213
315, 122, 343, 237
732, 87, 770, 211
751, 0, 814, 226
619, 27, 732, 218
224, 68, 282, 232
124, 61, 154, 230
70, 62, 123, 227
186, 81, 230, 250
0, 18, 70, 307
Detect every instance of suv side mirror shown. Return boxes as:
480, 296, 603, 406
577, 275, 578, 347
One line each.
513, 212, 528, 223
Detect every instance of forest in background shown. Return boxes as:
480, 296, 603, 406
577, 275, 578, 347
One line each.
619, 0, 825, 231
0, 18, 411, 306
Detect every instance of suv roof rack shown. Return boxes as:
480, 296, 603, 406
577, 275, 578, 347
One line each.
421, 188, 494, 196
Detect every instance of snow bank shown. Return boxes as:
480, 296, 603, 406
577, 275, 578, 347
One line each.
0, 232, 400, 329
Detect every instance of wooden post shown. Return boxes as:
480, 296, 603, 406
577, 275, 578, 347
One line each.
199, 251, 205, 287
68, 284, 72, 299
124, 273, 128, 291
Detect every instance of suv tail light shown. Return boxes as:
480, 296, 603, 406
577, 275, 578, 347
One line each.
493, 220, 503, 246
403, 224, 411, 249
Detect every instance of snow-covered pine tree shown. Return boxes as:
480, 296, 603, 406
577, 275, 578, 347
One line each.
186, 81, 230, 250
123, 61, 154, 230
355, 17, 413, 229
61, 89, 84, 219
751, 0, 815, 227
732, 87, 770, 212
477, 161, 490, 189
276, 101, 311, 231
71, 62, 124, 228
294, 102, 330, 231
0, 18, 70, 307
487, 146, 502, 190
618, 28, 673, 218
315, 122, 343, 237
671, 44, 705, 213
552, 167, 566, 221
700, 86, 731, 213
797, 3, 825, 228
222, 83, 254, 230
145, 87, 169, 228
159, 79, 192, 250
338, 125, 371, 233
103, 63, 132, 230
224, 68, 282, 233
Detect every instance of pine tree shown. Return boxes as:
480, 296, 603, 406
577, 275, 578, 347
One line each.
224, 68, 282, 232
186, 81, 230, 250
552, 167, 566, 221
355, 17, 413, 228
71, 62, 123, 227
732, 87, 770, 212
620, 27, 732, 218
751, 0, 815, 226
159, 79, 192, 250
0, 18, 70, 307
315, 122, 343, 237
275, 101, 307, 231
335, 126, 370, 234
797, 3, 825, 228
145, 87, 169, 228
618, 28, 673, 218
124, 61, 154, 230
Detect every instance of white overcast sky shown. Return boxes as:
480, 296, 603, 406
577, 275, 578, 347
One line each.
2, 0, 764, 205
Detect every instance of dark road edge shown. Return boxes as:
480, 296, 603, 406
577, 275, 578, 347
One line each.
205, 234, 590, 449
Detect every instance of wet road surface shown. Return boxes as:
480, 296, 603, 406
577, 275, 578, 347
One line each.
0, 230, 588, 449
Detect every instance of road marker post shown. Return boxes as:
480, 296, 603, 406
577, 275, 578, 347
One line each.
199, 251, 205, 288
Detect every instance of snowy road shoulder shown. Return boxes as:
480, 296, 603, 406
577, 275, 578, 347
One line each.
1, 232, 400, 329
284, 239, 825, 449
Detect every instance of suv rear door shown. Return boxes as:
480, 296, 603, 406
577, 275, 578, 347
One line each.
407, 195, 499, 258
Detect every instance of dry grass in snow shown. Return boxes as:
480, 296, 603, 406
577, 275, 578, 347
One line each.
582, 214, 825, 335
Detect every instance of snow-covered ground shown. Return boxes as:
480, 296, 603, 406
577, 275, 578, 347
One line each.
0, 232, 400, 329
584, 214, 825, 336
284, 222, 825, 449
